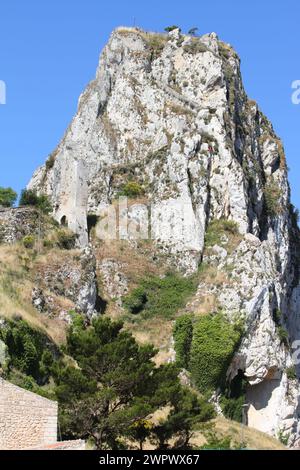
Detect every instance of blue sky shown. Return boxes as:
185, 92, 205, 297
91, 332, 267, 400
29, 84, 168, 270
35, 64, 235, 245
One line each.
0, 0, 299, 208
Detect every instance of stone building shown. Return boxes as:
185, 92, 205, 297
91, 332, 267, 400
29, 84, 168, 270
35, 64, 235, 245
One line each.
0, 378, 85, 450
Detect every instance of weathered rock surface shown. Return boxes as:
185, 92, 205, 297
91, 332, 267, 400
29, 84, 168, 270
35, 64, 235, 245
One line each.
34, 245, 99, 319
28, 27, 300, 445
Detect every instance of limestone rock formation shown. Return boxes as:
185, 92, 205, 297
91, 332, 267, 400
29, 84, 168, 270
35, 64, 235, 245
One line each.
28, 27, 300, 445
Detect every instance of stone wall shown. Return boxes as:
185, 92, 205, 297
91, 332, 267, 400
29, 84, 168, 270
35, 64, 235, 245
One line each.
0, 378, 58, 450
0, 207, 41, 244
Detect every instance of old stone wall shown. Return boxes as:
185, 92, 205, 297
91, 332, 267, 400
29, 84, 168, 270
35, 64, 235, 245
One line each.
0, 378, 58, 449
0, 207, 41, 244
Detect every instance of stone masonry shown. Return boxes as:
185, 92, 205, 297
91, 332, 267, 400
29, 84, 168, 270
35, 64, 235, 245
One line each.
0, 378, 85, 450
0, 378, 57, 450
0, 207, 41, 244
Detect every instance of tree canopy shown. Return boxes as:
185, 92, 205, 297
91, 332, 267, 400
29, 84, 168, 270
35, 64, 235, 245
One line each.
19, 189, 52, 214
52, 316, 214, 449
0, 187, 17, 208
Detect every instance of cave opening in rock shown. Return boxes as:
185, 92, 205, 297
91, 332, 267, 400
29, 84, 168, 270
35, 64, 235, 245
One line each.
60, 215, 68, 227
95, 295, 108, 314
87, 214, 99, 238
221, 369, 248, 423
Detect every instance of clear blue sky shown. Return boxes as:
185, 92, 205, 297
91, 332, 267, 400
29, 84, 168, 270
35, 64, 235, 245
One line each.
0, 0, 299, 208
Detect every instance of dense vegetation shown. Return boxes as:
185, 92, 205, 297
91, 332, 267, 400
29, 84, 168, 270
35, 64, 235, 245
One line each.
219, 370, 247, 422
53, 316, 216, 449
119, 181, 144, 198
189, 314, 242, 393
173, 315, 193, 369
173, 313, 245, 421
123, 273, 197, 319
0, 319, 57, 397
205, 219, 238, 248
19, 189, 52, 214
0, 315, 215, 449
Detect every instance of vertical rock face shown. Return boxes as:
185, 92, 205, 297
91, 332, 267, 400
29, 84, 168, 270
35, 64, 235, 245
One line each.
29, 27, 300, 444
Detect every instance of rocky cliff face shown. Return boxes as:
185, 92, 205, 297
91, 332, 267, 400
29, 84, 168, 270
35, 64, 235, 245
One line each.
28, 27, 300, 445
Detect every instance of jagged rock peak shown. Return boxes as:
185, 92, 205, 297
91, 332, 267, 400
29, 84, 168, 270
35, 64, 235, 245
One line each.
29, 26, 290, 272
28, 27, 300, 445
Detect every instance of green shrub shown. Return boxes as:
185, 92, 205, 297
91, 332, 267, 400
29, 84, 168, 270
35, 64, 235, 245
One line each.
43, 238, 54, 248
273, 309, 282, 326
7, 369, 55, 399
123, 273, 197, 319
119, 181, 144, 198
19, 189, 52, 214
220, 370, 247, 423
277, 429, 290, 446
220, 395, 245, 423
286, 365, 297, 380
56, 229, 77, 250
0, 320, 53, 381
183, 40, 208, 55
188, 27, 198, 36
123, 287, 147, 314
0, 187, 17, 208
205, 219, 238, 247
45, 154, 56, 171
277, 326, 289, 347
190, 314, 242, 393
146, 146, 169, 163
263, 179, 282, 217
199, 432, 233, 450
173, 315, 194, 369
164, 25, 181, 33
22, 235, 35, 249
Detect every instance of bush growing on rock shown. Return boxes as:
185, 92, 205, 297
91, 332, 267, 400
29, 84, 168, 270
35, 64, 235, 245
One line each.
119, 181, 144, 198
19, 189, 52, 214
286, 365, 297, 380
189, 314, 242, 393
205, 219, 238, 247
277, 326, 289, 347
173, 315, 194, 369
164, 25, 181, 33
56, 229, 77, 250
45, 153, 56, 171
123, 286, 147, 314
123, 273, 197, 319
183, 40, 208, 55
22, 235, 35, 249
0, 319, 55, 381
263, 178, 282, 217
219, 370, 247, 423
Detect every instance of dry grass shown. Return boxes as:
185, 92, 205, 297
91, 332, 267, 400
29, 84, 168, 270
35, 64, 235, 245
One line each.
125, 410, 285, 450
101, 112, 119, 147
95, 240, 163, 287
259, 134, 286, 170
164, 101, 193, 118
125, 316, 173, 366
0, 281, 67, 345
193, 294, 219, 316
0, 243, 67, 345
191, 416, 286, 450
116, 27, 168, 53
198, 265, 229, 286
